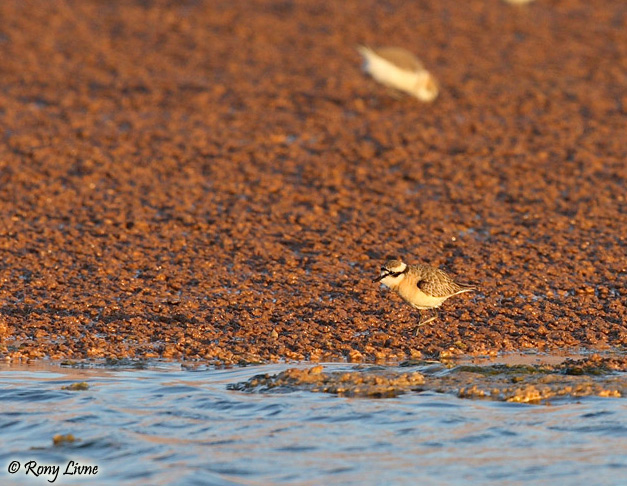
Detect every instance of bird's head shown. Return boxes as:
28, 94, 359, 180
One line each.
373, 259, 408, 287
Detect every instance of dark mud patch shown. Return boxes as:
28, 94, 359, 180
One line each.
228, 365, 426, 398
229, 355, 626, 403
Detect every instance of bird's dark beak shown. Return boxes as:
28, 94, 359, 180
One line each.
372, 273, 386, 283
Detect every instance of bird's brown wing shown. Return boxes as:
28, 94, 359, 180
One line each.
417, 269, 471, 297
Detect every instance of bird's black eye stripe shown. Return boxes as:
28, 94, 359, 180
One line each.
382, 270, 401, 277
391, 267, 409, 277
380, 267, 409, 278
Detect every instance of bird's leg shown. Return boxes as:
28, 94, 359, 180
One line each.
415, 309, 438, 334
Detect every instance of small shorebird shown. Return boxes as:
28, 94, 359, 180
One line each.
357, 45, 439, 102
373, 259, 475, 328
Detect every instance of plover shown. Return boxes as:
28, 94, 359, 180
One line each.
373, 259, 475, 328
357, 46, 439, 102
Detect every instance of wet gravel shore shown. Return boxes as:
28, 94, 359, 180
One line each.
0, 0, 626, 365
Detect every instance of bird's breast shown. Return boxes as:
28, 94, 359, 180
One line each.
396, 283, 447, 309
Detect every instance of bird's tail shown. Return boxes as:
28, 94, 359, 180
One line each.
453, 284, 476, 295
356, 45, 372, 55
356, 45, 375, 61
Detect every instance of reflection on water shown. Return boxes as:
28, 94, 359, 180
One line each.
0, 362, 625, 486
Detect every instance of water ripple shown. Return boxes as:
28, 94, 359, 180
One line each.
0, 362, 624, 486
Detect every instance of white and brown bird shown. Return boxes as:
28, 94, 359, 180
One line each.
357, 45, 439, 102
373, 259, 475, 328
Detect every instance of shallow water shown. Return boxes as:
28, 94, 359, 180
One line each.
0, 362, 625, 486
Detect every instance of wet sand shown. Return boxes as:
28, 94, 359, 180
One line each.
0, 0, 626, 365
